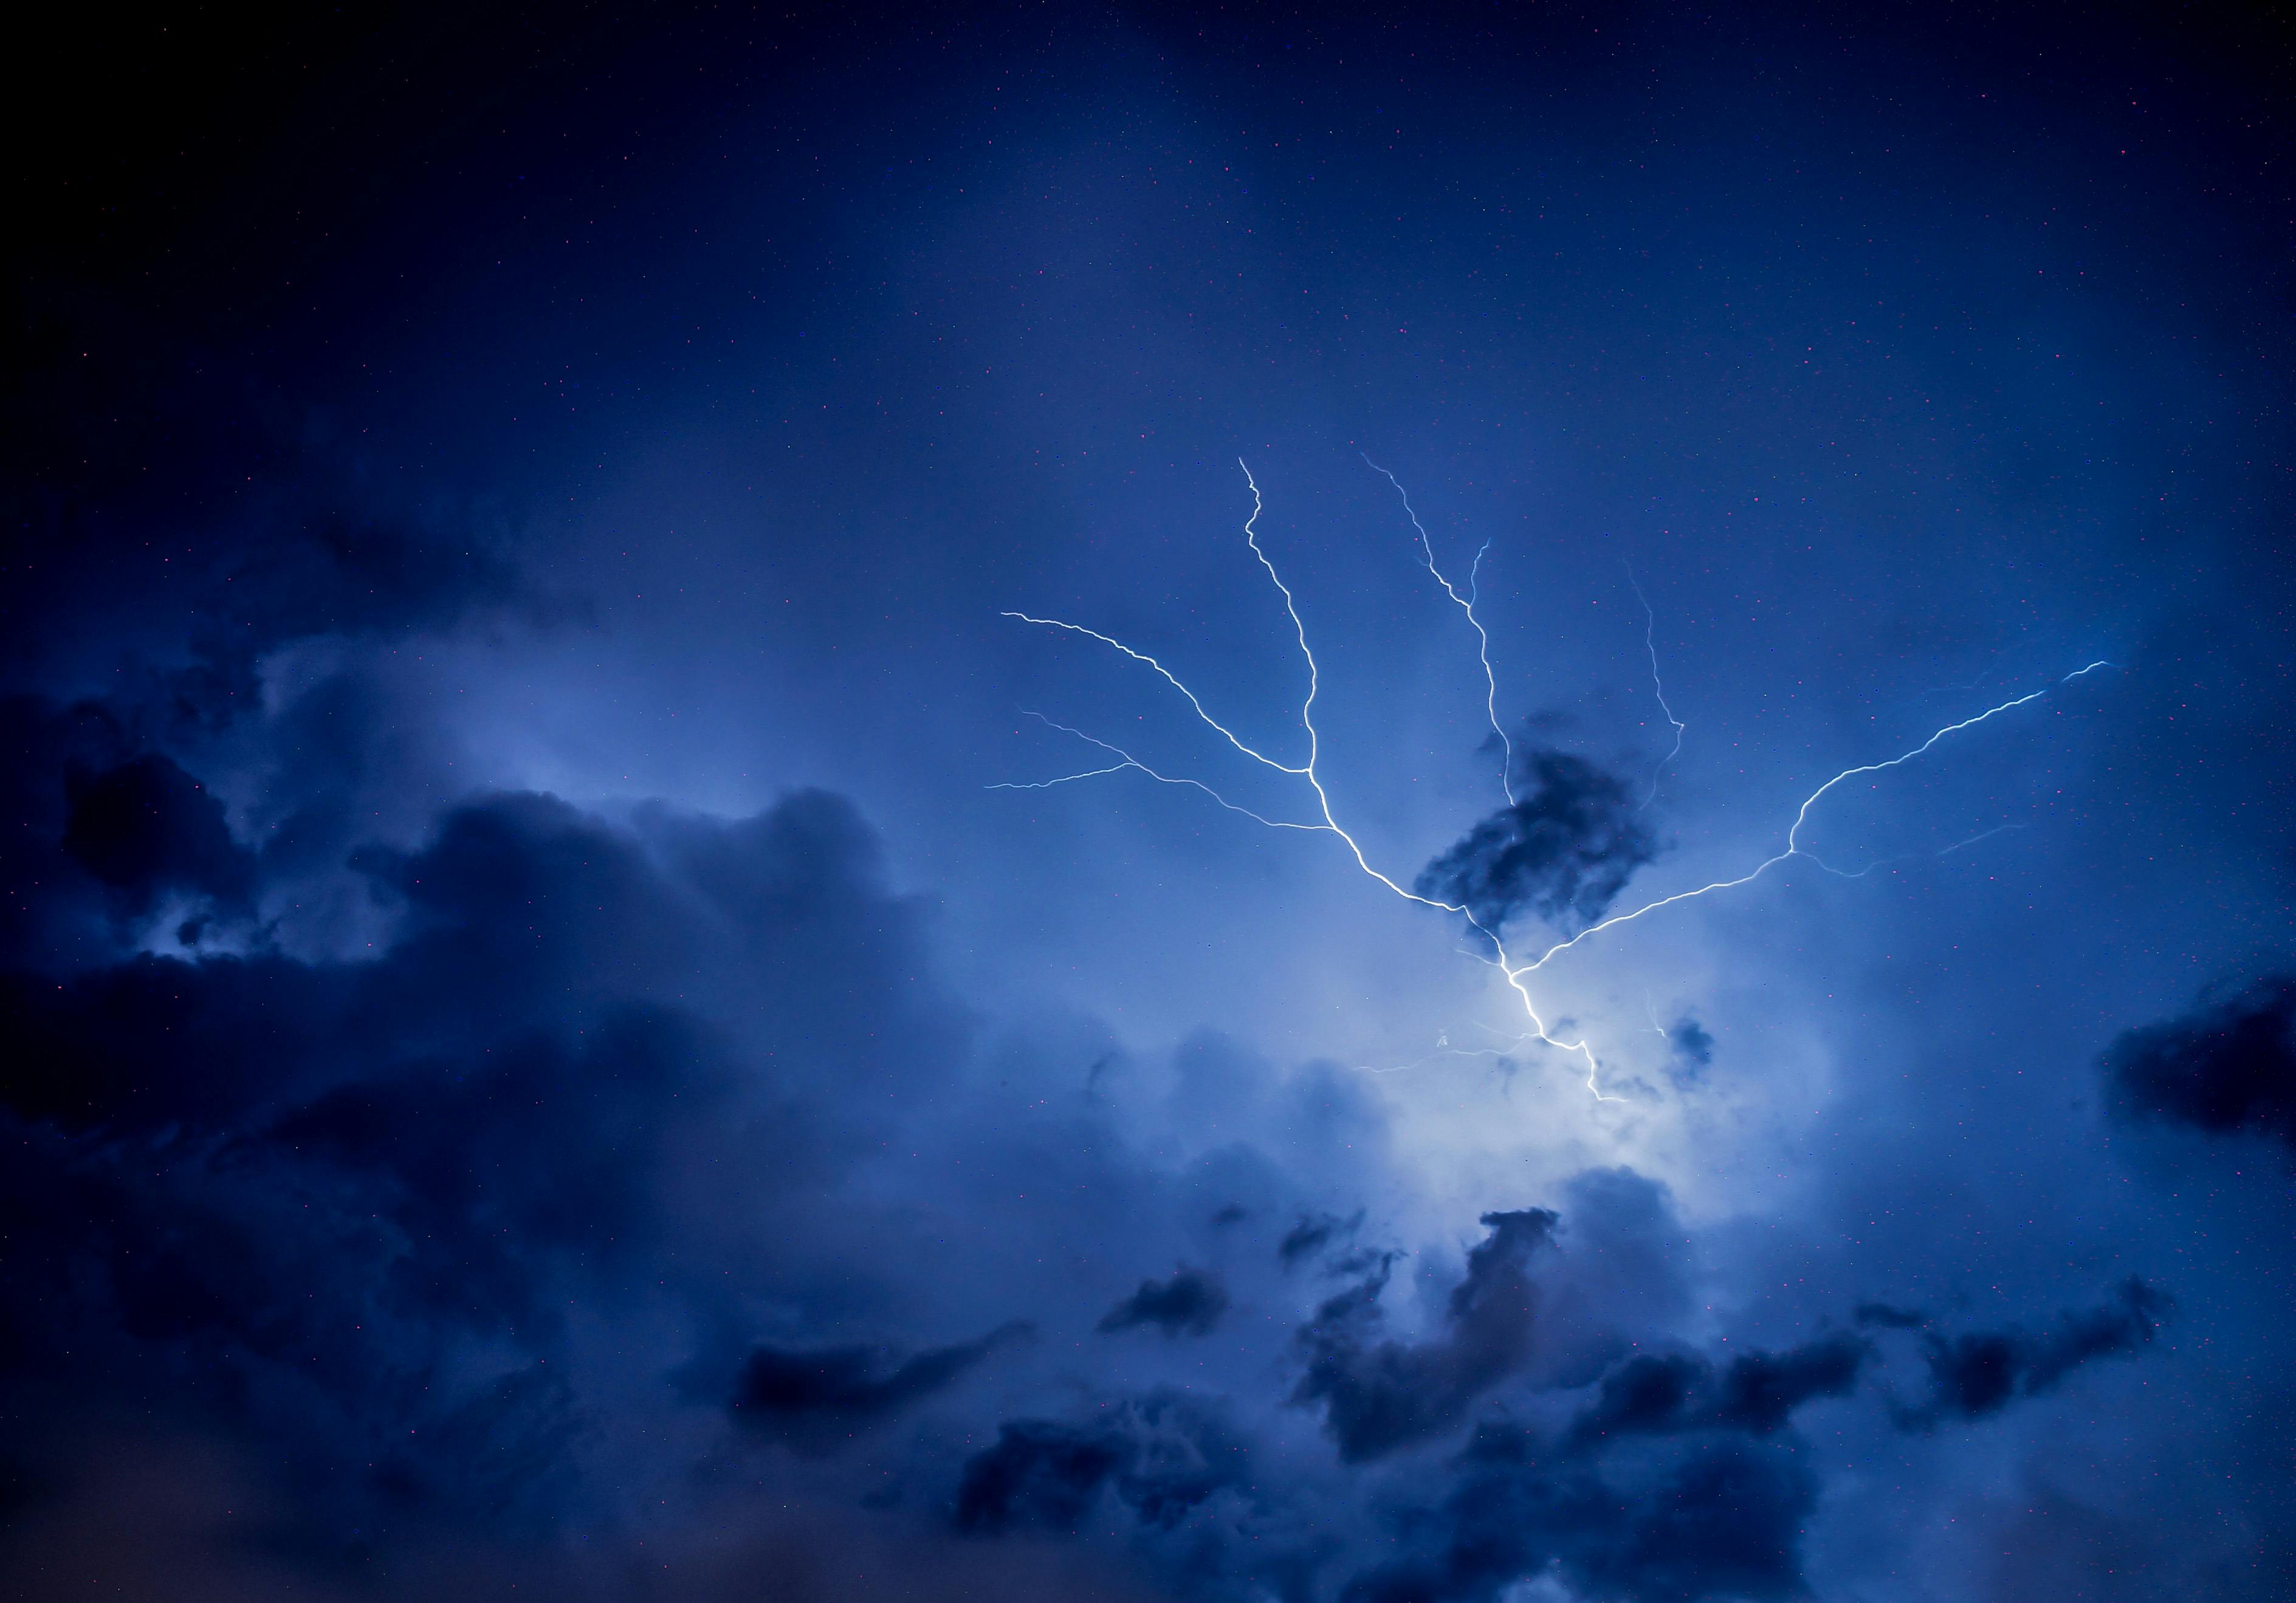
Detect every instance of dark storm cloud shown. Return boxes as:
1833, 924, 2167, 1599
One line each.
0, 486, 540, 981
1277, 1208, 1363, 1269
1325, 1278, 2177, 1599
61, 753, 256, 913
0, 697, 204, 966
1415, 750, 1657, 934
1343, 1428, 1820, 1603
1894, 1279, 2172, 1428
955, 1392, 1251, 1536
1291, 1209, 1555, 1461
0, 764, 969, 1537
0, 601, 1379, 1594
2102, 975, 2296, 1151
1096, 1268, 1229, 1338
730, 1325, 1029, 1452
1, 781, 943, 1136
1562, 1333, 1870, 1448
955, 1420, 1130, 1534
5, 0, 2291, 1593
0, 950, 369, 1133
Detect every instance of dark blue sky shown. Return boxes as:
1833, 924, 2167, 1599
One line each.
4, 5, 2293, 1599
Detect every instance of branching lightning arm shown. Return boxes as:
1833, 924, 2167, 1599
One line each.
997, 460, 2111, 1102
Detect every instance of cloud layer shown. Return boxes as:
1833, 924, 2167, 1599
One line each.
6, 4, 2293, 1598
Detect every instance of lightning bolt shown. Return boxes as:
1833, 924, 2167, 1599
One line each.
1361, 455, 1515, 806
1513, 659, 2111, 980
997, 459, 2112, 1101
1625, 562, 1687, 812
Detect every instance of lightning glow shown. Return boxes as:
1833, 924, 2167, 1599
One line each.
998, 461, 2112, 1101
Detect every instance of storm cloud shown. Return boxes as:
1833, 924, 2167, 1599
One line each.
1894, 1279, 2173, 1429
955, 1391, 1251, 1537
1344, 1428, 1823, 1603
1097, 1268, 1230, 1338
1562, 1333, 1871, 1448
730, 1326, 1029, 1452
1415, 750, 1658, 934
3, 2, 2288, 1598
2103, 975, 2296, 1152
1291, 1209, 1556, 1461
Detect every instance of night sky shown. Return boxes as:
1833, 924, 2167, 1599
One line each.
4, 5, 2294, 1599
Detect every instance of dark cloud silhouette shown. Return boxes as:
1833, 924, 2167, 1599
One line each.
1277, 1208, 1363, 1269
955, 1392, 1249, 1536
1564, 1333, 1869, 1449
1096, 1268, 1228, 1338
1897, 1279, 2172, 1428
60, 753, 256, 914
0, 698, 194, 967
955, 1420, 1132, 1534
1415, 751, 1657, 933
1668, 1016, 1716, 1082
1333, 1279, 2170, 1599
0, 770, 971, 1544
1566, 1351, 1706, 1447
2103, 975, 2296, 1151
1711, 1336, 1872, 1433
1343, 1427, 1820, 1603
1292, 1209, 1555, 1461
730, 1325, 1025, 1452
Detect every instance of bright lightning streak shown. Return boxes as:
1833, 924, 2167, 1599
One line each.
1625, 563, 1686, 812
1510, 660, 2113, 975
1004, 462, 1615, 1096
995, 614, 1309, 775
999, 461, 2112, 1103
986, 712, 1324, 831
1362, 455, 1516, 806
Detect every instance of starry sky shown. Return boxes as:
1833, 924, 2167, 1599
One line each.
4, 5, 2294, 1599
